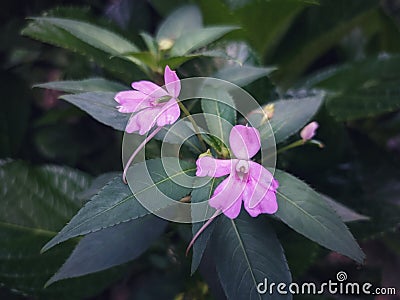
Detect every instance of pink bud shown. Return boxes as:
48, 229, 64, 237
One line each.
300, 121, 319, 141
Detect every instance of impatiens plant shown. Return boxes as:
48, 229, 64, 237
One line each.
27, 16, 364, 297
9, 1, 400, 299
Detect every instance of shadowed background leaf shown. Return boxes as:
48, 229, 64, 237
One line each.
0, 161, 124, 299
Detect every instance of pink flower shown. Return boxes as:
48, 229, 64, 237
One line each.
196, 125, 279, 219
300, 121, 319, 142
115, 65, 181, 135
115, 66, 181, 183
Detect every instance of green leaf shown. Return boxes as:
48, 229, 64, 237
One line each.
22, 19, 136, 79
34, 78, 127, 94
140, 32, 158, 55
119, 51, 157, 69
47, 215, 167, 285
170, 26, 239, 56
0, 161, 118, 299
160, 50, 237, 69
0, 223, 121, 300
247, 91, 324, 144
245, 0, 310, 56
196, 0, 309, 57
274, 169, 365, 263
323, 195, 369, 223
40, 5, 94, 20
60, 92, 129, 131
126, 158, 196, 214
272, 1, 380, 87
42, 175, 143, 252
190, 178, 221, 275
77, 172, 121, 201
202, 135, 232, 157
156, 5, 203, 42
308, 55, 400, 120
214, 64, 276, 87
42, 158, 195, 252
0, 161, 88, 230
201, 89, 236, 147
155, 121, 204, 154
210, 213, 292, 299
31, 17, 138, 55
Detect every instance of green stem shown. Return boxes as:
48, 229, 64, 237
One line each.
122, 126, 162, 184
186, 210, 221, 256
177, 100, 207, 151
262, 139, 305, 163
276, 139, 305, 154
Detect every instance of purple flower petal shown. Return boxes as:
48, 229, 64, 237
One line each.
208, 175, 246, 219
272, 178, 279, 190
193, 125, 279, 219
131, 81, 168, 98
223, 194, 243, 219
242, 176, 270, 209
249, 161, 278, 191
127, 107, 160, 135
243, 162, 279, 215
119, 68, 182, 134
164, 65, 181, 98
229, 125, 261, 160
300, 121, 319, 141
244, 189, 278, 217
115, 91, 153, 113
156, 98, 181, 127
125, 115, 140, 133
196, 156, 233, 177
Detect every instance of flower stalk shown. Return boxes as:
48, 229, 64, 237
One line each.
177, 101, 207, 151
122, 126, 162, 183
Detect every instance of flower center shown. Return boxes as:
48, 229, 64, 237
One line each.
156, 95, 172, 104
235, 160, 249, 181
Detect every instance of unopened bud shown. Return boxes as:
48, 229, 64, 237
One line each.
300, 121, 319, 142
199, 149, 212, 158
262, 103, 275, 120
158, 38, 174, 51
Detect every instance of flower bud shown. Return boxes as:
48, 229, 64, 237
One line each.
262, 103, 275, 120
158, 38, 174, 51
199, 149, 212, 158
300, 121, 319, 141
